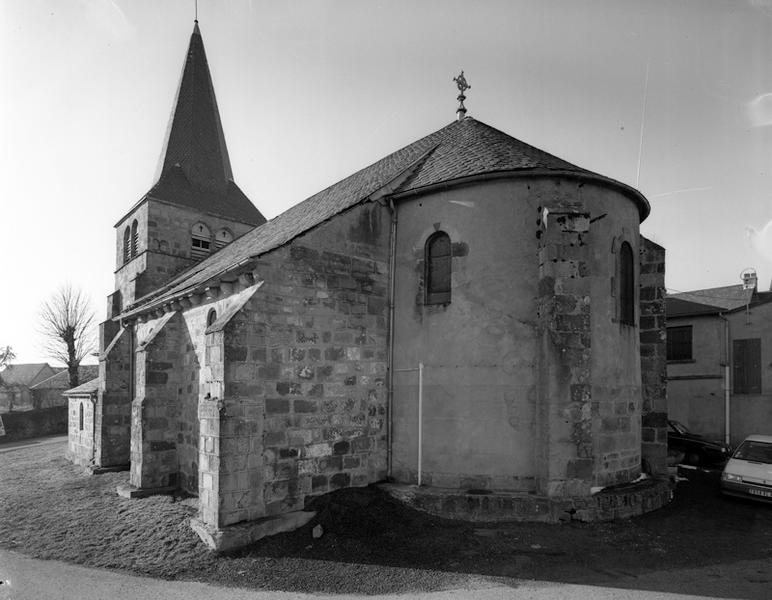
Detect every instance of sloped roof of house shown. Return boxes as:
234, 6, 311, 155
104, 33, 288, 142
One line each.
666, 285, 772, 318
62, 377, 99, 397
119, 116, 650, 319
29, 365, 100, 390
117, 23, 265, 228
668, 284, 754, 312
0, 363, 59, 387
665, 297, 723, 318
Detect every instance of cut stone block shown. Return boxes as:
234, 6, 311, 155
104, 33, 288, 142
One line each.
190, 510, 316, 552
116, 484, 177, 499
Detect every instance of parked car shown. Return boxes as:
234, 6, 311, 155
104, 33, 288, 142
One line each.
667, 420, 732, 466
720, 435, 772, 503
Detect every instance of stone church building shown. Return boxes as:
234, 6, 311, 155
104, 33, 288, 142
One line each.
70, 23, 669, 549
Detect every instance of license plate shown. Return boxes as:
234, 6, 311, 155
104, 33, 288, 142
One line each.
749, 488, 772, 498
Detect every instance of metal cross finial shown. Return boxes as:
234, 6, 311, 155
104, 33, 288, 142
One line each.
453, 71, 470, 120
454, 71, 470, 95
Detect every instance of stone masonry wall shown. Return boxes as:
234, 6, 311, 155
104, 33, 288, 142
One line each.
67, 396, 95, 467
536, 206, 593, 496
115, 200, 256, 308
639, 236, 668, 475
199, 327, 227, 527
199, 202, 391, 528
96, 324, 132, 467
131, 312, 198, 490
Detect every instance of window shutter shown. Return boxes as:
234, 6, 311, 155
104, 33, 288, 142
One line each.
123, 227, 131, 264
734, 338, 761, 394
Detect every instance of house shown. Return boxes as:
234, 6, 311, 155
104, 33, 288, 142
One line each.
0, 363, 60, 413
77, 22, 668, 550
666, 274, 772, 445
29, 365, 100, 410
0, 363, 99, 442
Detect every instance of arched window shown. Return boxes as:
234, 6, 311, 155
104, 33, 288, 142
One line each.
123, 227, 131, 264
79, 402, 84, 431
131, 220, 139, 258
215, 228, 234, 251
207, 309, 218, 327
425, 232, 451, 305
619, 241, 635, 325
191, 223, 212, 260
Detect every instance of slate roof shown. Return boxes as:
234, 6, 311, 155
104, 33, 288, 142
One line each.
120, 116, 650, 318
118, 23, 265, 227
144, 166, 263, 225
63, 377, 100, 396
29, 365, 100, 390
0, 364, 58, 387
665, 297, 723, 318
668, 284, 754, 312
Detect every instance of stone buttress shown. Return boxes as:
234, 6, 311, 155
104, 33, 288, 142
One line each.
536, 204, 594, 496
638, 237, 667, 474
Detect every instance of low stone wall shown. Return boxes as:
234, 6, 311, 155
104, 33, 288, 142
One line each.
0, 407, 68, 443
380, 476, 672, 523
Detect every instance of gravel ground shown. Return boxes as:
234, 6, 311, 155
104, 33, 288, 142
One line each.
1, 440, 771, 595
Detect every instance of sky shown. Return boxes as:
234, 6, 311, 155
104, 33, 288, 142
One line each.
2, 0, 772, 365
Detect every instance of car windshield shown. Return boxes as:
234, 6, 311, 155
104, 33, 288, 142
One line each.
733, 441, 772, 464
669, 421, 689, 435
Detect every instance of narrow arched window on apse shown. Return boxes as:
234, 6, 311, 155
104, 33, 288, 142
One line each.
123, 227, 131, 264
79, 402, 84, 431
207, 309, 217, 327
619, 241, 635, 325
425, 231, 452, 305
131, 219, 139, 258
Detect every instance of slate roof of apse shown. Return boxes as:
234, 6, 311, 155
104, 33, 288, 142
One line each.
117, 24, 265, 227
29, 365, 100, 390
0, 363, 57, 387
120, 116, 650, 317
63, 377, 100, 396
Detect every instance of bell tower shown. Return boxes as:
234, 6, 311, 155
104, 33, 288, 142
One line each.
110, 22, 265, 316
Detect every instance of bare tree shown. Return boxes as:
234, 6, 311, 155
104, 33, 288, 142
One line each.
0, 345, 15, 369
39, 285, 96, 388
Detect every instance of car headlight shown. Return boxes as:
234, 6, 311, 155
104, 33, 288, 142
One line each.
722, 472, 742, 482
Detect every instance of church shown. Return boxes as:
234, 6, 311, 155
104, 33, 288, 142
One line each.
67, 22, 670, 550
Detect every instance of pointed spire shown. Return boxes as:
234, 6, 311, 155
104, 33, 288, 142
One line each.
155, 22, 234, 191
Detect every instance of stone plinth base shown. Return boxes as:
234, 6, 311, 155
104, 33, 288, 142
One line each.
116, 483, 177, 499
380, 476, 672, 523
191, 511, 316, 552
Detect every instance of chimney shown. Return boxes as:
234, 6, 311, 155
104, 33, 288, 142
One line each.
742, 269, 758, 291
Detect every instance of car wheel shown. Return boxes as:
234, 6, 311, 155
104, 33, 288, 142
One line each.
686, 452, 701, 466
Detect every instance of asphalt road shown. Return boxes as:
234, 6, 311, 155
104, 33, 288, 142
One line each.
0, 435, 68, 454
1, 548, 751, 600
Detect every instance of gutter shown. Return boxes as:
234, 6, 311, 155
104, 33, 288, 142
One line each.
718, 313, 731, 445
386, 198, 397, 478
